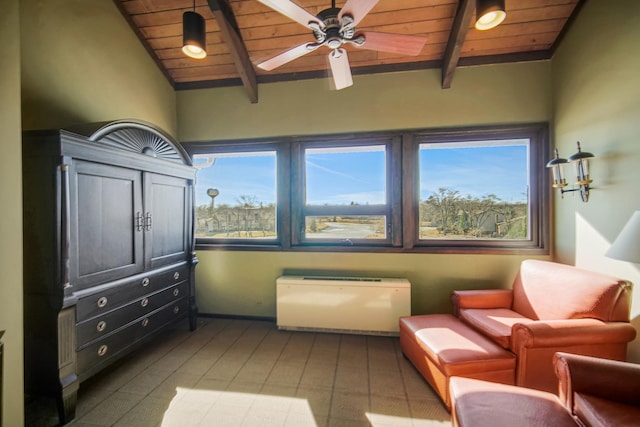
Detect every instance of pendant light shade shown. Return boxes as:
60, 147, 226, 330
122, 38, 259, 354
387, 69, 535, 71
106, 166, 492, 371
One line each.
182, 10, 207, 59
475, 0, 506, 30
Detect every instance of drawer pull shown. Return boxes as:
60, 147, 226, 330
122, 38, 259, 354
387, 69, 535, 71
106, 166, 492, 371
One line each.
97, 297, 108, 308
141, 298, 149, 307
174, 271, 180, 280
96, 321, 107, 332
98, 345, 108, 357
142, 277, 150, 287
173, 288, 180, 297
142, 318, 149, 327
173, 306, 180, 314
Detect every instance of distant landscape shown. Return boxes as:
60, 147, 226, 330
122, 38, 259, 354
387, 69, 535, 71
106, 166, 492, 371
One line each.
195, 187, 528, 240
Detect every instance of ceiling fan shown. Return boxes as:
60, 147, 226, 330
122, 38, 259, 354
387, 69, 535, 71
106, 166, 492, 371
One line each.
256, 0, 428, 90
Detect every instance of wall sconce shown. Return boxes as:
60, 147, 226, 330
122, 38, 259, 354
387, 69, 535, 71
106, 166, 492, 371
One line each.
475, 0, 506, 30
546, 141, 594, 202
182, 0, 207, 59
606, 211, 640, 263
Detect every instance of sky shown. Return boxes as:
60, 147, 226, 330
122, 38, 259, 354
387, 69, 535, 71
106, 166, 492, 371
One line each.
192, 140, 529, 208
193, 152, 277, 207
420, 140, 529, 203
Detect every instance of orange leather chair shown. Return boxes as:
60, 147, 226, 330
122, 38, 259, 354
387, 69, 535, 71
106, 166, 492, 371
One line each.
450, 352, 640, 427
452, 259, 636, 393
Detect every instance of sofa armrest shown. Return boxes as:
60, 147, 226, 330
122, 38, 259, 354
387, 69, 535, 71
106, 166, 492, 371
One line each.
512, 319, 636, 349
554, 352, 640, 410
451, 290, 512, 316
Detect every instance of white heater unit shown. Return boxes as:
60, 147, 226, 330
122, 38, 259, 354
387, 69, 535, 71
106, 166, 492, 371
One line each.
276, 275, 411, 335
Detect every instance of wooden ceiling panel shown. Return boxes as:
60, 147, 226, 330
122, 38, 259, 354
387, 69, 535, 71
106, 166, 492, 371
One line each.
115, 0, 582, 92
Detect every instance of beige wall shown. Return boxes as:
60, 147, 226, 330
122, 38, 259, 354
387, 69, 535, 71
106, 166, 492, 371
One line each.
0, 0, 24, 425
20, 0, 177, 135
178, 62, 553, 317
552, 0, 640, 361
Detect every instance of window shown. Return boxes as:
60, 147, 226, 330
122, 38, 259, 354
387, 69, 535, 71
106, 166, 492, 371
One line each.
184, 123, 549, 253
294, 142, 394, 244
412, 125, 547, 251
191, 146, 279, 243
419, 140, 530, 240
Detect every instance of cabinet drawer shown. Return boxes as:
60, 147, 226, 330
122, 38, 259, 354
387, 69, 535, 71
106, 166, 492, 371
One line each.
75, 264, 188, 322
76, 282, 188, 348
77, 298, 188, 377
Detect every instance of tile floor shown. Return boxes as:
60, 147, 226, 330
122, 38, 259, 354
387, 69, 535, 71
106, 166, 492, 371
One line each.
26, 318, 451, 427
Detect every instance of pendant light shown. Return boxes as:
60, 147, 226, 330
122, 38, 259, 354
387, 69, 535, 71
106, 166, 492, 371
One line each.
475, 0, 506, 30
182, 0, 207, 59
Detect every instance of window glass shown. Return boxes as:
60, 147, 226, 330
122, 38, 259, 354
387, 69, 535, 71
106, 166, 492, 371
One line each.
193, 151, 277, 240
305, 145, 386, 206
419, 140, 530, 240
302, 145, 388, 241
305, 215, 387, 240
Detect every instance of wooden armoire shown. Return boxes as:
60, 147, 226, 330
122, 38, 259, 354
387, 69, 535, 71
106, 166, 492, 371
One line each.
22, 120, 198, 424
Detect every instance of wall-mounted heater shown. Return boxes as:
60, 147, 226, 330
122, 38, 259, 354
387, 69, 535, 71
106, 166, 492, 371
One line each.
276, 275, 411, 335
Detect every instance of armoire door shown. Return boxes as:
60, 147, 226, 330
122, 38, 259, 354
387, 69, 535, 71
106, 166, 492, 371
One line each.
69, 161, 145, 289
143, 173, 191, 269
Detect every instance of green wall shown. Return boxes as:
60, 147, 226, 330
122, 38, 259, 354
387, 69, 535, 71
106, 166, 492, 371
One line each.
20, 0, 177, 135
8, 5, 638, 427
0, 1, 24, 425
179, 62, 551, 141
552, 0, 640, 361
178, 62, 553, 318
196, 251, 542, 319
12, 1, 179, 425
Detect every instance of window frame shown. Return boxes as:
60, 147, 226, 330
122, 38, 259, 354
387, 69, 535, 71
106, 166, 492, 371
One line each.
406, 124, 549, 253
187, 140, 290, 249
183, 123, 549, 254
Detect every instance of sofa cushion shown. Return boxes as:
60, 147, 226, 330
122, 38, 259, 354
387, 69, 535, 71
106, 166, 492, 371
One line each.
574, 393, 640, 427
511, 260, 632, 321
458, 308, 533, 349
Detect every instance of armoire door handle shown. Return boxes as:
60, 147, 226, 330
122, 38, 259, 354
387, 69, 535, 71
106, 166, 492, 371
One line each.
135, 211, 144, 231
144, 212, 152, 231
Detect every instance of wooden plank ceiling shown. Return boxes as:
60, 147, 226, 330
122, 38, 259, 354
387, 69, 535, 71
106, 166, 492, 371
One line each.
116, 0, 581, 99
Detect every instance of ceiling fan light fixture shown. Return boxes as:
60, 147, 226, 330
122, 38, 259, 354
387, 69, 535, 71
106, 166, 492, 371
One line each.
182, 10, 207, 59
475, 0, 506, 30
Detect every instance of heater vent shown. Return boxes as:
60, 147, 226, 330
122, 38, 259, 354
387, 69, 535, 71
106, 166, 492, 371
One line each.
276, 275, 411, 335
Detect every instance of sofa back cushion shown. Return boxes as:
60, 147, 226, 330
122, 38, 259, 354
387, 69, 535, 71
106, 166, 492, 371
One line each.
511, 260, 632, 321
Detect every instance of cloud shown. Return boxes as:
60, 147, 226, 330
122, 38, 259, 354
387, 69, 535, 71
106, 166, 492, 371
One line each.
306, 160, 370, 184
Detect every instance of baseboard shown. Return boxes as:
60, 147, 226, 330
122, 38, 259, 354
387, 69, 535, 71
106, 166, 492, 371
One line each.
198, 313, 276, 323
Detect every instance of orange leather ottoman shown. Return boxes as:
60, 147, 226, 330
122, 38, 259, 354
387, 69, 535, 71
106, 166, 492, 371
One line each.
449, 376, 577, 427
399, 314, 515, 409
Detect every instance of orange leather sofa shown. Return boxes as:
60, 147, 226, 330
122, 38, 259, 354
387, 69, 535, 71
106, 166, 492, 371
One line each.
450, 352, 640, 427
399, 260, 636, 408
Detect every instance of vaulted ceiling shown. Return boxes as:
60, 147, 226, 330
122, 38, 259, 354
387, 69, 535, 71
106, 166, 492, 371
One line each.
115, 0, 583, 102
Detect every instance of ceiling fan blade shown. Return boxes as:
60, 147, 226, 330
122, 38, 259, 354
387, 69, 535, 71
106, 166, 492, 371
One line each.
339, 0, 380, 27
328, 48, 353, 90
356, 32, 427, 56
257, 43, 321, 71
257, 0, 324, 30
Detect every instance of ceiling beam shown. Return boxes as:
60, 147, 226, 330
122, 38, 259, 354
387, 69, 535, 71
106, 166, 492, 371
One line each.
441, 0, 475, 89
207, 0, 258, 103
